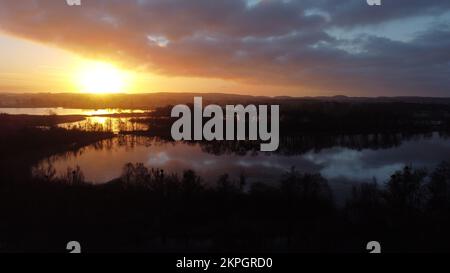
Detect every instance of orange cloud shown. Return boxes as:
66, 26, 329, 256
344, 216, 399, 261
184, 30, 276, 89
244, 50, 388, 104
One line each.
0, 0, 449, 96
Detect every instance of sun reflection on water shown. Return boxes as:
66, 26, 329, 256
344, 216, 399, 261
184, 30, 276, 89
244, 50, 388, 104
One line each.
58, 116, 148, 134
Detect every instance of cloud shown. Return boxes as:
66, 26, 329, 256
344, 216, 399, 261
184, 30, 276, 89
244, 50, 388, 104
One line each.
0, 0, 449, 96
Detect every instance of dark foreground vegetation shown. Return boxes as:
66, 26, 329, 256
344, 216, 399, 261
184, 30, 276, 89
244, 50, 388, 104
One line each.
2, 160, 450, 252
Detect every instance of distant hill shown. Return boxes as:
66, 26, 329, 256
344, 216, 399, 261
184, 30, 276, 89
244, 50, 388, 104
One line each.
1, 92, 450, 109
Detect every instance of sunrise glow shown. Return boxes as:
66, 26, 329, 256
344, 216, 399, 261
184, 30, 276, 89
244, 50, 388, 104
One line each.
76, 62, 127, 94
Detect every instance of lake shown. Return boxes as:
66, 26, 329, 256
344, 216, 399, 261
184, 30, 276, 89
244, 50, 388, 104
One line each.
0, 107, 149, 116
35, 133, 450, 202
0, 107, 150, 133
4, 108, 450, 202
57, 116, 149, 134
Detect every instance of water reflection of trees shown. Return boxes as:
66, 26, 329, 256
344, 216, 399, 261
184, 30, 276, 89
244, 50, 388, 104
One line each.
37, 135, 158, 169
190, 132, 442, 156
0, 126, 114, 184
38, 131, 448, 167
60, 117, 149, 134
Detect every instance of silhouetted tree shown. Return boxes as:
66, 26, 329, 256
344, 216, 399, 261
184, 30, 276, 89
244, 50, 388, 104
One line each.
385, 166, 427, 211
239, 172, 247, 191
280, 167, 332, 204
133, 163, 150, 186
348, 180, 383, 209
217, 173, 237, 193
181, 170, 203, 197
428, 161, 450, 210
121, 162, 135, 186
32, 161, 57, 183
64, 166, 85, 185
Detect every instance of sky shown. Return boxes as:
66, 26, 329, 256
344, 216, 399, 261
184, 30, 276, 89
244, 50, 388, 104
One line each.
0, 0, 449, 97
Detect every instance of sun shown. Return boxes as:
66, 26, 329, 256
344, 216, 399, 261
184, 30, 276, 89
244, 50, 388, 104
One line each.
76, 62, 126, 94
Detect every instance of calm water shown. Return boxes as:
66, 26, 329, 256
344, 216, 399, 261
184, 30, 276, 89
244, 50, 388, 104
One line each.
7, 108, 450, 199
0, 107, 150, 133
58, 116, 149, 134
0, 107, 148, 116
35, 133, 450, 199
